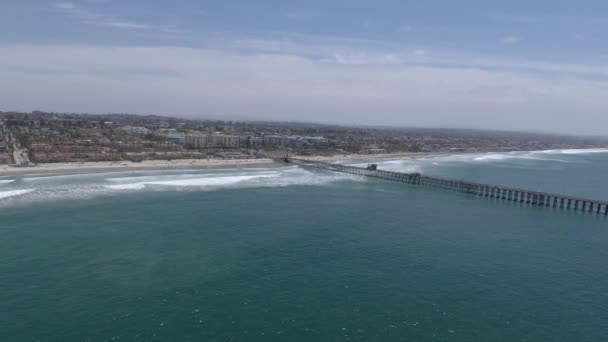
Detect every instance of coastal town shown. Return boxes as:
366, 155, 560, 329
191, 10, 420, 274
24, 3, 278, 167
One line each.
1, 110, 607, 166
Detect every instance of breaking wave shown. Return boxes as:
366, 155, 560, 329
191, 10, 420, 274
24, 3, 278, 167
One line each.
0, 189, 35, 200
535, 148, 608, 155
2, 148, 605, 208
463, 148, 608, 163
471, 153, 566, 162
105, 174, 280, 190
0, 166, 364, 207
364, 148, 608, 173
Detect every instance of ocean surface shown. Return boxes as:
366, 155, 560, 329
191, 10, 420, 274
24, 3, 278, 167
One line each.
1, 149, 608, 341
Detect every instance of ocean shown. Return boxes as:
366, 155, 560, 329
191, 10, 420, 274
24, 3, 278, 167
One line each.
1, 149, 607, 341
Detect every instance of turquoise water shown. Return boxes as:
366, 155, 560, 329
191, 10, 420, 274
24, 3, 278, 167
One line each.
1, 149, 608, 341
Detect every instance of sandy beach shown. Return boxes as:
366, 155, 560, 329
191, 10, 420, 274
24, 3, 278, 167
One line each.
0, 158, 282, 177
0, 152, 449, 178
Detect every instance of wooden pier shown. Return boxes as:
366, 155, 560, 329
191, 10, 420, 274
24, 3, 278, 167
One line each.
289, 158, 608, 216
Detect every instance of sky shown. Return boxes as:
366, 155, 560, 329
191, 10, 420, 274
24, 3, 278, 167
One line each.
1, 1, 608, 135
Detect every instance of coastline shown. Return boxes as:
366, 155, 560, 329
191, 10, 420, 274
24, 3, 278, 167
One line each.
294, 152, 449, 164
0, 152, 444, 178
2, 148, 607, 178
0, 158, 283, 178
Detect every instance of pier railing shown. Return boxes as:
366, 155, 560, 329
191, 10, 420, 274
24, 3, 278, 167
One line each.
289, 158, 608, 216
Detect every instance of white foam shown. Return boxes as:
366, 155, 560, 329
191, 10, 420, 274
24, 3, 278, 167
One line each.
446, 151, 567, 163
105, 183, 147, 190
0, 167, 364, 207
106, 170, 278, 183
364, 151, 574, 172
472, 153, 563, 162
105, 174, 280, 191
0, 180, 15, 185
535, 148, 608, 155
473, 154, 509, 161
0, 189, 35, 199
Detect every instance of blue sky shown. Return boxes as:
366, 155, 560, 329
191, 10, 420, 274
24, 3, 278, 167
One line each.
1, 1, 608, 134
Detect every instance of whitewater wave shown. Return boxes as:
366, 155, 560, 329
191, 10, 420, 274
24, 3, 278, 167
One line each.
468, 148, 608, 162
0, 189, 35, 200
0, 167, 363, 207
473, 154, 509, 161
534, 148, 608, 155
105, 174, 280, 191
104, 167, 364, 191
364, 150, 576, 173
471, 153, 566, 162
0, 179, 15, 185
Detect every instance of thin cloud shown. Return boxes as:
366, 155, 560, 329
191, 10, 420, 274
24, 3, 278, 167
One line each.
489, 12, 608, 26
2, 44, 608, 134
501, 35, 522, 44
53, 2, 77, 10
572, 33, 585, 41
216, 33, 608, 80
98, 21, 151, 30
413, 49, 425, 57
399, 25, 413, 33
50, 2, 184, 34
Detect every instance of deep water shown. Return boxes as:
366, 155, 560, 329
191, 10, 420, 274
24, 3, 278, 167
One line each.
1, 149, 607, 341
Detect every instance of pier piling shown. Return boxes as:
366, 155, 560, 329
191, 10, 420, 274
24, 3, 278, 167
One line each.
287, 157, 607, 217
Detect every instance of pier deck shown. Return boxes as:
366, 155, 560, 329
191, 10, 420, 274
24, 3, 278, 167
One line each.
290, 158, 608, 216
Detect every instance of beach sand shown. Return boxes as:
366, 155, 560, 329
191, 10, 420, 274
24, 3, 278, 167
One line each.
0, 152, 448, 178
0, 158, 282, 177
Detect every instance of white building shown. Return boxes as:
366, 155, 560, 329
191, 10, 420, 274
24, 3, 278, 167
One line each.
155, 129, 185, 144
240, 135, 264, 147
304, 136, 329, 147
209, 134, 239, 148
263, 135, 289, 146
120, 125, 150, 135
185, 134, 209, 149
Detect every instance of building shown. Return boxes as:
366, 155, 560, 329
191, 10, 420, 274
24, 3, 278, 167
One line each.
304, 136, 329, 147
156, 129, 185, 144
165, 132, 185, 144
209, 134, 239, 148
263, 135, 289, 147
260, 134, 328, 148
185, 134, 209, 149
286, 136, 301, 147
239, 135, 264, 147
120, 125, 150, 135
249, 136, 263, 147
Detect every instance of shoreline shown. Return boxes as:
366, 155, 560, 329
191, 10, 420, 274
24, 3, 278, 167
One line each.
294, 152, 450, 164
0, 152, 443, 178
2, 147, 607, 178
0, 159, 283, 178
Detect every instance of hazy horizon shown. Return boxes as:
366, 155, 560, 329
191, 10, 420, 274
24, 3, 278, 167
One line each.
2, 1, 608, 135
6, 109, 608, 139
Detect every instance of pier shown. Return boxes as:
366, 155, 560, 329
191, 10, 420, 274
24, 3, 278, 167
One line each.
287, 158, 608, 216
